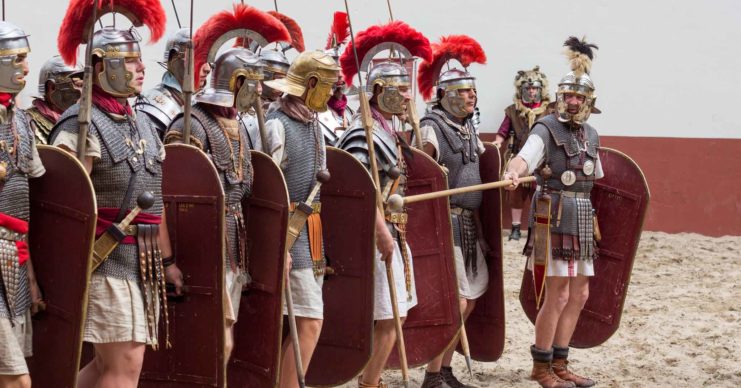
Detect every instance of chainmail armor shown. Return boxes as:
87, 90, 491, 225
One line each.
52, 104, 165, 280
266, 110, 325, 271
421, 107, 482, 210
0, 109, 35, 318
527, 114, 600, 241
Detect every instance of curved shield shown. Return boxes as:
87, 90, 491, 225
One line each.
457, 142, 505, 361
228, 151, 288, 388
519, 147, 650, 348
139, 144, 226, 387
387, 148, 461, 368
306, 147, 376, 387
25, 146, 96, 388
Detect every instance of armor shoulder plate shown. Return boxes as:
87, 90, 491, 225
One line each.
336, 119, 398, 172
134, 85, 182, 129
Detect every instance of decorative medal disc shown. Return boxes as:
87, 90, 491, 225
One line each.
583, 160, 595, 176
560, 170, 577, 186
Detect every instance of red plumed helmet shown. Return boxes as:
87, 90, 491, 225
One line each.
58, 0, 167, 65
193, 4, 290, 87
267, 11, 304, 52
418, 35, 487, 101
325, 11, 349, 50
339, 21, 432, 86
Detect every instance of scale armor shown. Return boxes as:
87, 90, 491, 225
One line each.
0, 109, 35, 318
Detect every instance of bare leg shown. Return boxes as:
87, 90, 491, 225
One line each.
77, 353, 102, 388
279, 317, 323, 388
360, 318, 406, 385
224, 323, 235, 364
534, 277, 570, 351
0, 374, 31, 388
92, 341, 146, 388
553, 276, 589, 347
511, 208, 523, 225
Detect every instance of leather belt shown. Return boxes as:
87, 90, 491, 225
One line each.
290, 202, 322, 214
536, 186, 590, 199
385, 212, 408, 224
450, 207, 474, 216
226, 203, 243, 216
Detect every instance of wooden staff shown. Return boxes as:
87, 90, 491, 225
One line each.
180, 0, 195, 145
75, 0, 99, 161
388, 176, 537, 212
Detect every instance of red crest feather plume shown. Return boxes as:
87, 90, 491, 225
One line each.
58, 0, 167, 65
339, 21, 432, 86
418, 35, 487, 100
267, 11, 304, 52
324, 11, 349, 50
193, 4, 290, 87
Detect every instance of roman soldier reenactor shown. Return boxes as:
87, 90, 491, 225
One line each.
337, 20, 433, 388
504, 37, 602, 388
51, 1, 182, 386
0, 20, 45, 388
26, 56, 82, 144
263, 49, 340, 388
495, 66, 551, 240
417, 34, 487, 388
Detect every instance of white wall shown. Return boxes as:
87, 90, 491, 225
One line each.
9, 0, 740, 138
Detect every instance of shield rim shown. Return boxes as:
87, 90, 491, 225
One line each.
305, 146, 378, 387
30, 145, 98, 387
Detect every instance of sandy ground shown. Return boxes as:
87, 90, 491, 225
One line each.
337, 231, 741, 387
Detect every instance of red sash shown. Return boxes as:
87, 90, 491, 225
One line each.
0, 212, 29, 265
96, 208, 162, 244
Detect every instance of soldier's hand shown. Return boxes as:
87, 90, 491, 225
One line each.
165, 264, 185, 296
29, 279, 45, 315
284, 252, 293, 284
478, 238, 492, 255
503, 171, 520, 191
377, 226, 395, 265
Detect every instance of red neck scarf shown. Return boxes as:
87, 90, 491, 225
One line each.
0, 93, 13, 108
32, 98, 61, 123
92, 85, 133, 116
523, 101, 542, 109
327, 94, 347, 118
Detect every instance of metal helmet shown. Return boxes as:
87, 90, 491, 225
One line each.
38, 55, 83, 112
258, 48, 290, 101
258, 48, 290, 80
264, 50, 339, 113
163, 28, 190, 86
91, 27, 142, 98
556, 37, 599, 125
0, 21, 30, 94
367, 61, 411, 115
437, 68, 476, 118
195, 47, 264, 113
514, 66, 548, 104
